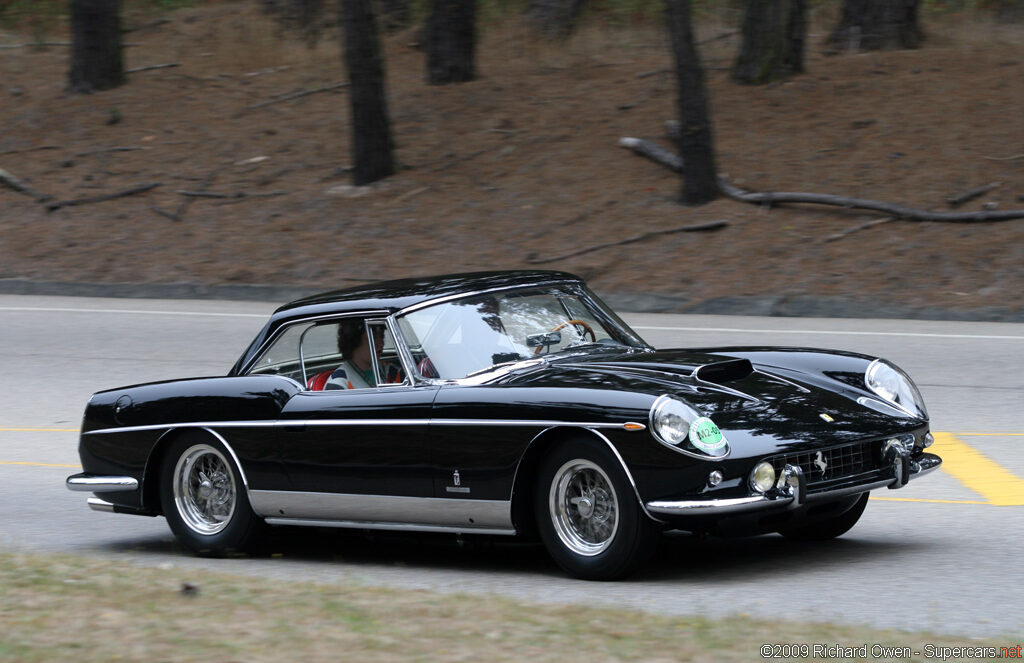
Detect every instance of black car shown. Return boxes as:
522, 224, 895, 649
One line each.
67, 271, 941, 579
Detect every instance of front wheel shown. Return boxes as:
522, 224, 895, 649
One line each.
779, 492, 869, 541
535, 439, 658, 580
160, 435, 263, 555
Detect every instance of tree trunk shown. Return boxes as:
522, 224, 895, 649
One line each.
68, 0, 124, 94
524, 0, 588, 39
732, 0, 805, 84
664, 0, 718, 205
340, 0, 395, 185
826, 0, 923, 52
426, 0, 476, 84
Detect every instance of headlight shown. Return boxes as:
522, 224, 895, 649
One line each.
649, 395, 729, 459
750, 462, 776, 493
864, 359, 928, 419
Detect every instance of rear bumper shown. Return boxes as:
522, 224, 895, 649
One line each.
66, 473, 139, 493
646, 451, 941, 517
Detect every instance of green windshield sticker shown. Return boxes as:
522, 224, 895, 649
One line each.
689, 417, 727, 451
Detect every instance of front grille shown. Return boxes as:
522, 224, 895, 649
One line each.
770, 441, 879, 485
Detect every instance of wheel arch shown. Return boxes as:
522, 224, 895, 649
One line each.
510, 426, 660, 535
142, 427, 249, 514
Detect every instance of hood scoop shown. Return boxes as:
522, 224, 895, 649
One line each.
693, 358, 754, 383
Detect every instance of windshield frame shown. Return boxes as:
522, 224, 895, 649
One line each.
392, 282, 652, 384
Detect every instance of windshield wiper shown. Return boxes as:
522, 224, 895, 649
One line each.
463, 357, 543, 379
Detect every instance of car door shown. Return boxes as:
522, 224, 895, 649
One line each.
245, 316, 440, 524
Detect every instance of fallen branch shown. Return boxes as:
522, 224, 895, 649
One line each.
0, 167, 50, 201
0, 41, 72, 49
75, 146, 147, 157
46, 182, 161, 211
947, 182, 1000, 208
0, 41, 138, 48
0, 145, 59, 156
151, 206, 181, 222
212, 191, 291, 205
618, 137, 682, 172
619, 136, 1024, 223
175, 163, 227, 220
125, 62, 180, 74
719, 178, 1024, 223
820, 217, 894, 243
982, 153, 1024, 162
176, 190, 229, 198
240, 83, 349, 114
527, 220, 727, 264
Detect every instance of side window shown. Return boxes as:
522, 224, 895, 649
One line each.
247, 322, 318, 382
246, 317, 410, 390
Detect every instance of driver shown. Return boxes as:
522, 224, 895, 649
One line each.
324, 320, 401, 390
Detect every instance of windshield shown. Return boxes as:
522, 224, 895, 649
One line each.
396, 286, 648, 380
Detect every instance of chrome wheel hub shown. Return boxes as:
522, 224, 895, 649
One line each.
173, 444, 237, 536
549, 459, 619, 556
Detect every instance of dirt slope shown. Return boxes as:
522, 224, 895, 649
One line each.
1, 3, 1022, 317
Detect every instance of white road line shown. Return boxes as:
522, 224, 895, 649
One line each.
631, 326, 1024, 341
0, 306, 267, 318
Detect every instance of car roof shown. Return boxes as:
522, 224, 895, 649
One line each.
274, 270, 581, 319
230, 270, 582, 375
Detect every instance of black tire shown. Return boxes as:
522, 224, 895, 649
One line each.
534, 438, 658, 580
159, 434, 264, 555
779, 492, 869, 541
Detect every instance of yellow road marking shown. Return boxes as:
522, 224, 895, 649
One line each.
932, 432, 1024, 506
0, 461, 81, 468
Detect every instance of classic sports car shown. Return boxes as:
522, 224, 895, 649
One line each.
67, 271, 941, 579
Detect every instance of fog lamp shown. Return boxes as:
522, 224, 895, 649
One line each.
750, 462, 776, 494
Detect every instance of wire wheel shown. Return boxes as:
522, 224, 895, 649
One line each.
172, 443, 237, 536
549, 459, 619, 556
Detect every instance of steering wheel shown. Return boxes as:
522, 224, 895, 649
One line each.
534, 319, 596, 355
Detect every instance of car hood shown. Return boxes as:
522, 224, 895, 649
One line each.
501, 347, 923, 452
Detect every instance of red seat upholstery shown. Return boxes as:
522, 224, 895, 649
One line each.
306, 369, 333, 391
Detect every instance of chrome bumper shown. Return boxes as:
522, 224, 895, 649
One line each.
646, 452, 941, 516
66, 473, 139, 493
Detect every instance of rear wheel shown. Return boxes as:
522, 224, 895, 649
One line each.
779, 492, 869, 541
160, 434, 263, 555
535, 439, 658, 580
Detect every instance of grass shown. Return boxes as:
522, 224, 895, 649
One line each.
0, 549, 1011, 662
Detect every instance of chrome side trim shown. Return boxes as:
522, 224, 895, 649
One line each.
430, 419, 644, 430
84, 418, 644, 436
263, 518, 516, 536
249, 490, 513, 531
66, 475, 139, 492
87, 497, 115, 512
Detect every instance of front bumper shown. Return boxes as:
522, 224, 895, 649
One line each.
646, 451, 941, 517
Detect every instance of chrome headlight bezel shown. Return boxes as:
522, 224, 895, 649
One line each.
864, 359, 928, 420
649, 394, 730, 460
